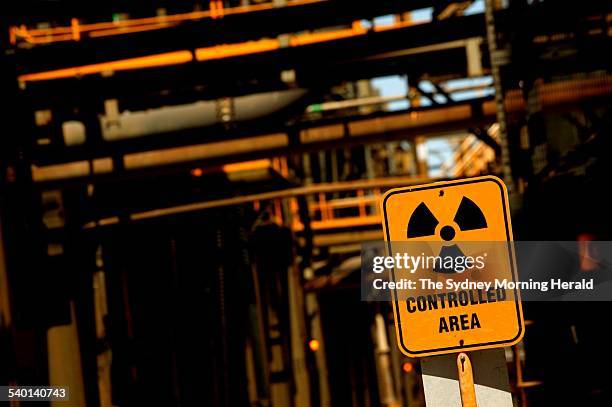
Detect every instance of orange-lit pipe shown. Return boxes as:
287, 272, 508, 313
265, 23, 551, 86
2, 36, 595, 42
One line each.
289, 27, 366, 46
222, 159, 271, 173
19, 50, 193, 82
195, 38, 279, 61
11, 0, 324, 43
18, 18, 422, 83
88, 22, 180, 39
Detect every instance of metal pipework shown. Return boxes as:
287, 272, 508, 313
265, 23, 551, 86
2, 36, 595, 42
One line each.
63, 89, 307, 145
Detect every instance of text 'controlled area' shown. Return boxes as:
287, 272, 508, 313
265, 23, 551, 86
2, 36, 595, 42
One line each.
381, 177, 525, 356
405, 288, 507, 333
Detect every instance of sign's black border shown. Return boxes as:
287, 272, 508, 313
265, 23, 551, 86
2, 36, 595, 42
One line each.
382, 176, 524, 356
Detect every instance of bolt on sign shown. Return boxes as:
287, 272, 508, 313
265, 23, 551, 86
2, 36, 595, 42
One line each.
381, 176, 524, 357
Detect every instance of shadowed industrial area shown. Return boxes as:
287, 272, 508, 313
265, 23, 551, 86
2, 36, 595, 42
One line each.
1, 0, 611, 406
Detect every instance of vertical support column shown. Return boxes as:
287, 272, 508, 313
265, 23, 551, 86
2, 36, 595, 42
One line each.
92, 248, 113, 407
304, 289, 331, 407
0, 217, 14, 388
0, 217, 11, 331
386, 143, 398, 176
373, 314, 399, 407
484, 0, 514, 191
288, 262, 311, 407
364, 146, 375, 180
47, 302, 87, 407
413, 137, 428, 177
247, 261, 271, 407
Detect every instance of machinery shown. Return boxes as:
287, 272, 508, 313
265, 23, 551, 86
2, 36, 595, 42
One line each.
0, 1, 610, 406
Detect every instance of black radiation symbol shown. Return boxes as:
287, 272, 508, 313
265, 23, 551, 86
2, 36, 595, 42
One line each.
407, 196, 487, 273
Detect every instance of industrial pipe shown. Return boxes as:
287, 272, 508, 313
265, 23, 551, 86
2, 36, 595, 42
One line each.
63, 88, 307, 145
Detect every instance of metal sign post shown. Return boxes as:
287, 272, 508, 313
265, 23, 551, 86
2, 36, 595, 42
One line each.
457, 353, 477, 407
421, 349, 512, 407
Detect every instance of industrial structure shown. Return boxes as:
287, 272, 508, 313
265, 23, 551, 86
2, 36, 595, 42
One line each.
1, 0, 611, 406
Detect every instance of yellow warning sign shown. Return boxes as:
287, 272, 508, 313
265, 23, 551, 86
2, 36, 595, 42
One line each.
381, 175, 524, 357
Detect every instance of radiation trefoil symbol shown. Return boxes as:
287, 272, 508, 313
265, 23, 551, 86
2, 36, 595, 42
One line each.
407, 196, 487, 273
